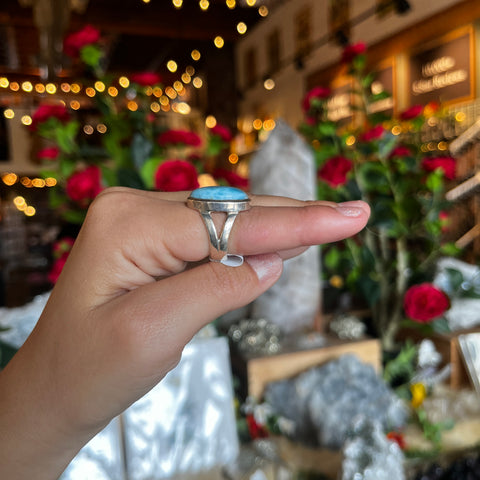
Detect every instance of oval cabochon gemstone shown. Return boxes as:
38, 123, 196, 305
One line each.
190, 186, 249, 201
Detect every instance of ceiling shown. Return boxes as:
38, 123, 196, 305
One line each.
0, 0, 270, 119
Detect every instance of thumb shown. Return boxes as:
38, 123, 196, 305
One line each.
102, 253, 283, 373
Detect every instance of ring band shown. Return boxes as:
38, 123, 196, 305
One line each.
187, 186, 251, 267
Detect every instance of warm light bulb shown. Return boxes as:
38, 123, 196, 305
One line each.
119, 76, 130, 88
258, 5, 268, 16
226, 0, 235, 8
246, 0, 256, 5
45, 83, 56, 94
21, 81, 33, 92
192, 77, 203, 88
21, 115, 32, 126
205, 115, 217, 128
167, 60, 178, 72
4, 109, 14, 119
214, 36, 224, 48
199, 0, 209, 10
173, 81, 183, 92
263, 78, 275, 90
191, 50, 201, 61
94, 81, 105, 92
172, 0, 183, 7
237, 22, 247, 34
181, 73, 191, 83
0, 77, 9, 88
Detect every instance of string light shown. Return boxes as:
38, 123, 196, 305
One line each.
199, 0, 209, 10
4, 109, 14, 119
205, 115, 217, 128
21, 81, 33, 92
226, 0, 236, 8
45, 83, 56, 94
214, 36, 224, 48
191, 50, 201, 61
258, 5, 269, 16
172, 0, 183, 7
237, 22, 247, 34
167, 60, 178, 72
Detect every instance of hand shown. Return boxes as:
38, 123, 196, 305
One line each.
0, 188, 370, 479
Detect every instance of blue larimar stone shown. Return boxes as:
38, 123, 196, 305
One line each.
190, 186, 248, 201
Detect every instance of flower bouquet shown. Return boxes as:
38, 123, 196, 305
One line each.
28, 24, 247, 281
300, 43, 461, 349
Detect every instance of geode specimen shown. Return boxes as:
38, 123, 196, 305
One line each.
264, 354, 408, 449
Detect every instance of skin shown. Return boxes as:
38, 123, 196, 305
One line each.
0, 187, 370, 480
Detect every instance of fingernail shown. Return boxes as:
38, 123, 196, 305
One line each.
246, 254, 283, 282
335, 204, 364, 217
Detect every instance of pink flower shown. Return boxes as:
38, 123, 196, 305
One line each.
213, 168, 249, 189
37, 146, 60, 160
404, 283, 450, 323
302, 86, 331, 112
210, 124, 233, 143
341, 42, 366, 63
360, 125, 385, 142
318, 156, 353, 187
157, 129, 202, 147
154, 160, 199, 192
64, 25, 100, 57
65, 165, 103, 205
400, 104, 423, 121
30, 104, 70, 131
389, 145, 412, 158
130, 71, 162, 86
421, 156, 456, 180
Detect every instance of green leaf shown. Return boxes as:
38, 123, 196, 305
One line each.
116, 168, 145, 189
324, 247, 341, 271
62, 209, 87, 224
425, 170, 444, 193
139, 157, 162, 189
80, 44, 103, 68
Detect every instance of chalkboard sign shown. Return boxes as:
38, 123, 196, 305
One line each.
409, 28, 472, 105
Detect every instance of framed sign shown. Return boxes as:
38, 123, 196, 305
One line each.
329, 0, 350, 43
408, 26, 474, 106
458, 333, 480, 395
327, 76, 353, 125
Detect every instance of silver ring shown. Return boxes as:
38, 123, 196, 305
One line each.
187, 186, 251, 267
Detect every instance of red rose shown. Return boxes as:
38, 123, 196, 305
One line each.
386, 431, 406, 450
130, 71, 162, 86
213, 168, 249, 189
302, 86, 331, 112
404, 283, 450, 323
341, 42, 366, 63
30, 104, 70, 131
245, 413, 268, 440
157, 129, 202, 147
389, 145, 412, 158
360, 125, 385, 142
400, 104, 423, 121
48, 254, 68, 284
421, 156, 456, 180
318, 156, 353, 187
65, 165, 103, 204
154, 160, 199, 192
64, 24, 101, 57
210, 124, 233, 143
37, 146, 60, 160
